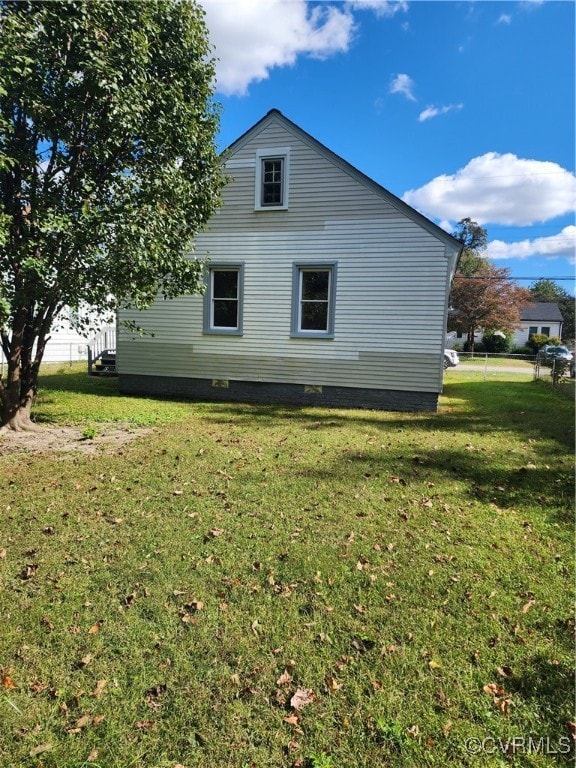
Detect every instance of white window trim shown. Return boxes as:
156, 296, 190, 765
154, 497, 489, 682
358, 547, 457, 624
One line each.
255, 147, 290, 211
203, 263, 245, 335
290, 262, 337, 339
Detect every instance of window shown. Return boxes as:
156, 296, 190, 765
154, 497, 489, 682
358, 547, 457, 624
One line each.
540, 326, 550, 337
262, 158, 283, 206
203, 263, 244, 335
528, 326, 538, 337
255, 148, 290, 210
291, 263, 337, 338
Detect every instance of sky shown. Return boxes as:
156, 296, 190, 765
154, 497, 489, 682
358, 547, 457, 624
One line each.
198, 0, 575, 295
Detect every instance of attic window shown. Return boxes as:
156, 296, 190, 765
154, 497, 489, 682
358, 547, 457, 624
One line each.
255, 147, 290, 210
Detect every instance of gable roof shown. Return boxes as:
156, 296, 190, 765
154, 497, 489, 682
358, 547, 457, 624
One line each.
520, 302, 564, 322
225, 109, 463, 254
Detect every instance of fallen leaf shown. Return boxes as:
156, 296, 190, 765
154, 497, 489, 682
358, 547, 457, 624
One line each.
20, 563, 38, 580
428, 660, 442, 670
276, 670, 292, 686
283, 713, 300, 727
87, 748, 99, 762
29, 744, 52, 757
184, 599, 204, 612
567, 721, 576, 740
325, 676, 342, 693
210, 528, 224, 537
494, 695, 511, 716
67, 714, 91, 733
92, 715, 105, 726
522, 598, 536, 614
79, 653, 93, 667
92, 679, 107, 699
135, 720, 154, 729
1, 673, 17, 690
497, 665, 513, 678
88, 622, 102, 635
123, 592, 136, 607
483, 683, 505, 696
290, 688, 314, 711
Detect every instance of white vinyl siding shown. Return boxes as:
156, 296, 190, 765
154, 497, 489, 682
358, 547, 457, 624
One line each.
118, 114, 459, 395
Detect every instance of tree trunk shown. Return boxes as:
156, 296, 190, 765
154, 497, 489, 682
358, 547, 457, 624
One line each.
467, 328, 475, 354
0, 333, 43, 433
0, 375, 39, 432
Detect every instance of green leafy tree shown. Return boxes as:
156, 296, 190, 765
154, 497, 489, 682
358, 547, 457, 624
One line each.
529, 279, 575, 342
452, 217, 488, 276
0, 0, 225, 430
449, 219, 530, 351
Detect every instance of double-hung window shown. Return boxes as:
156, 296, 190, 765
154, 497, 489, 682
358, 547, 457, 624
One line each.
255, 148, 290, 210
203, 263, 244, 335
291, 263, 337, 338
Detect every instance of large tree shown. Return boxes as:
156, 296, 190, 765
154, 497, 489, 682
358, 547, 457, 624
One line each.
449, 219, 530, 350
0, 0, 225, 430
529, 278, 575, 342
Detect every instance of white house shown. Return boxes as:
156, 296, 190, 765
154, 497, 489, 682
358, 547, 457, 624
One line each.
513, 302, 563, 346
0, 304, 115, 372
116, 110, 462, 412
446, 301, 564, 349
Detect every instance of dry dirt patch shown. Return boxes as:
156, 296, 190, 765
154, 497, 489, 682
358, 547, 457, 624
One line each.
0, 424, 153, 456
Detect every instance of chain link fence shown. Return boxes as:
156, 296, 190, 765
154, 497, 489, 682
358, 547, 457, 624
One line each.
452, 351, 574, 388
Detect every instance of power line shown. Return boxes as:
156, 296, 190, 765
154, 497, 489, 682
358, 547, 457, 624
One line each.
454, 275, 575, 281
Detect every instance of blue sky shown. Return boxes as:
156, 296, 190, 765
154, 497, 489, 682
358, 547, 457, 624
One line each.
200, 0, 575, 295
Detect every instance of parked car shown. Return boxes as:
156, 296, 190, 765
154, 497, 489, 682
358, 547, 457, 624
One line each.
540, 345, 573, 362
444, 349, 459, 369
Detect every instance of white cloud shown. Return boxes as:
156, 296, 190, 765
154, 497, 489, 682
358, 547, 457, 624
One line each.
347, 0, 409, 17
200, 0, 355, 96
418, 103, 463, 122
389, 73, 416, 101
497, 13, 512, 24
402, 152, 576, 226
486, 226, 576, 263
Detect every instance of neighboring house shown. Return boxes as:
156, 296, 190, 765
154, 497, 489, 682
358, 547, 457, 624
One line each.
0, 308, 90, 367
445, 301, 564, 349
117, 109, 462, 412
513, 302, 563, 346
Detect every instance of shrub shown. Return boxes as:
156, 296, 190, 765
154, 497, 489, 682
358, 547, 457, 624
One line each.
512, 345, 533, 356
527, 333, 550, 353
483, 330, 512, 353
464, 340, 485, 353
543, 357, 571, 386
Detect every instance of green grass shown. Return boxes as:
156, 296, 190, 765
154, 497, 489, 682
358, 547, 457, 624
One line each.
0, 369, 573, 767
457, 355, 534, 369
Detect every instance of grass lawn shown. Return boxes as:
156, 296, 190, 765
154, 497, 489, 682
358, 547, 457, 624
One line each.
0, 368, 573, 767
456, 356, 534, 369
